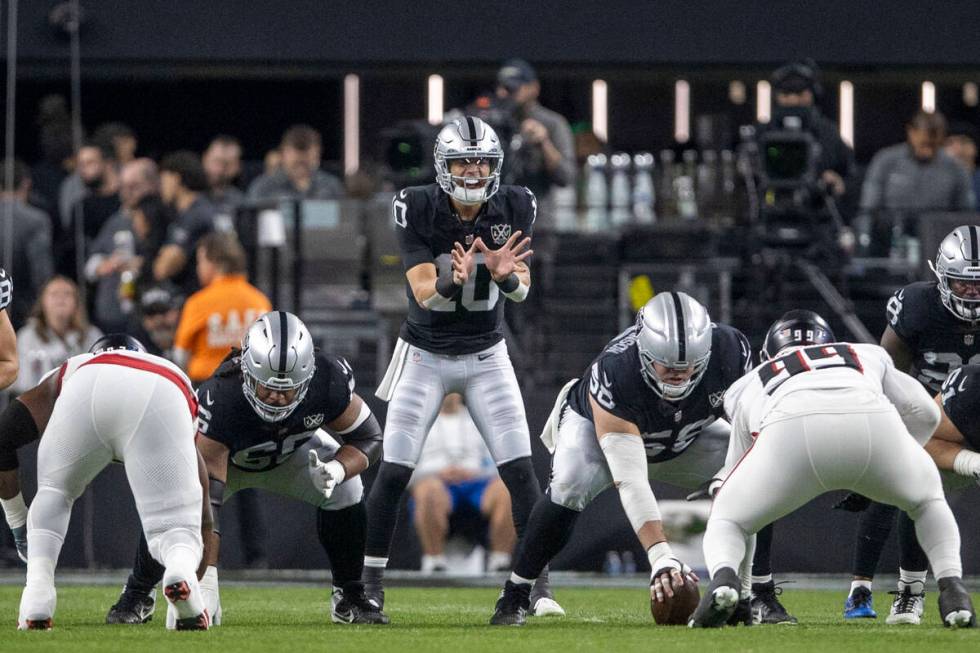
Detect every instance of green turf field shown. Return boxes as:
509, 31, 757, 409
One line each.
2, 586, 978, 652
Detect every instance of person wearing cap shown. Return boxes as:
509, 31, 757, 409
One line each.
758, 60, 855, 197
127, 282, 184, 360
495, 59, 575, 222
944, 122, 980, 203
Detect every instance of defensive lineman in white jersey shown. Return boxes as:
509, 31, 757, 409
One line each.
690, 310, 976, 628
7, 335, 210, 630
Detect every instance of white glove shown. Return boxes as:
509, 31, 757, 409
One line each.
166, 566, 221, 629
308, 450, 345, 500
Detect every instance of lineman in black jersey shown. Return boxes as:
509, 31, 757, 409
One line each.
842, 226, 980, 624
106, 312, 387, 626
0, 268, 18, 390
365, 116, 552, 618
491, 292, 754, 626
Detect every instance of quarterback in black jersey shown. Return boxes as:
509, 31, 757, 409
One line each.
365, 115, 554, 619
491, 293, 754, 626
106, 312, 388, 626
843, 226, 980, 624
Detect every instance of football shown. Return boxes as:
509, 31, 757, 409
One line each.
650, 573, 701, 625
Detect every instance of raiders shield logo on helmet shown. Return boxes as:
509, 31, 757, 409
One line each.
491, 223, 512, 245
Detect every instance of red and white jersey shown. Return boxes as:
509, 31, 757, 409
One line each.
722, 342, 937, 464
51, 350, 197, 417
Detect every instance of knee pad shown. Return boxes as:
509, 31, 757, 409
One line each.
497, 457, 539, 497
370, 461, 414, 499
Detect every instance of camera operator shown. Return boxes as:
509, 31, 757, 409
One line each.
756, 60, 855, 199
492, 59, 575, 224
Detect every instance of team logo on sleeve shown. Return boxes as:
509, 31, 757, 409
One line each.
709, 391, 725, 407
490, 224, 512, 245
966, 334, 975, 346
303, 413, 324, 429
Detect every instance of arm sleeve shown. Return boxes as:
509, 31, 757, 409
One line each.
881, 362, 940, 445
393, 190, 433, 271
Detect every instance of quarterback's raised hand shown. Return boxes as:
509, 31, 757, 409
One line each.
451, 240, 479, 285
476, 231, 533, 282
308, 450, 345, 500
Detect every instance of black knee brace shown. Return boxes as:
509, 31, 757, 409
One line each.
364, 461, 414, 559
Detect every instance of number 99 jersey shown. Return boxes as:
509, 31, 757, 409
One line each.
393, 183, 537, 355
196, 352, 356, 472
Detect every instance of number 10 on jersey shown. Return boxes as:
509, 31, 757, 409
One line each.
433, 252, 499, 312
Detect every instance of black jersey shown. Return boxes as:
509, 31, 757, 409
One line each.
941, 364, 980, 451
886, 281, 980, 393
0, 268, 11, 312
393, 183, 537, 355
197, 352, 355, 472
566, 322, 752, 463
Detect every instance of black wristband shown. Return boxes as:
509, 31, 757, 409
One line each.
435, 274, 462, 299
495, 273, 520, 294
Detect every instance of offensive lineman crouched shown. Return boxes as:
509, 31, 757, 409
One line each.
363, 116, 556, 617
107, 311, 387, 626
691, 311, 975, 628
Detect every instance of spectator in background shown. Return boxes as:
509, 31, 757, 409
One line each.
0, 160, 55, 328
153, 151, 217, 294
203, 134, 244, 224
131, 194, 174, 289
11, 276, 102, 394
126, 282, 183, 360
857, 111, 975, 255
61, 139, 121, 278
246, 124, 344, 201
85, 158, 159, 333
31, 95, 75, 222
494, 59, 575, 223
410, 394, 516, 574
944, 122, 980, 203
172, 231, 270, 382
93, 122, 137, 165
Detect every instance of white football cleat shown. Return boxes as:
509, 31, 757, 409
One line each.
886, 588, 924, 625
18, 584, 56, 631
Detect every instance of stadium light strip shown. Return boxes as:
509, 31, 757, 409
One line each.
344, 74, 359, 176
756, 80, 771, 124
674, 80, 690, 143
922, 81, 936, 113
839, 81, 854, 148
428, 74, 444, 126
593, 79, 608, 142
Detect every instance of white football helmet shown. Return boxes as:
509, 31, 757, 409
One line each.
240, 311, 316, 422
635, 292, 713, 401
434, 116, 504, 205
930, 225, 980, 322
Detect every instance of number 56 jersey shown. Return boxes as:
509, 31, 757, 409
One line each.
393, 183, 537, 355
196, 353, 356, 472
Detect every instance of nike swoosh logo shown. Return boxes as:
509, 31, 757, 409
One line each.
205, 390, 215, 406
478, 353, 494, 361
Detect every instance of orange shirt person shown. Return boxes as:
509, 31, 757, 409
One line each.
173, 233, 271, 382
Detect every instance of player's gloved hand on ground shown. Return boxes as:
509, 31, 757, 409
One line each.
11, 525, 27, 563
649, 554, 698, 602
308, 450, 345, 500
833, 492, 872, 512
685, 477, 723, 502
201, 565, 221, 625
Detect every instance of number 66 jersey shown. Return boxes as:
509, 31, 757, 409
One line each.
393, 183, 536, 355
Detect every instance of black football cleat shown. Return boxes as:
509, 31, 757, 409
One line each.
728, 597, 754, 626
689, 567, 741, 628
751, 581, 798, 624
490, 581, 531, 626
106, 586, 156, 624
332, 581, 390, 625
938, 577, 976, 628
